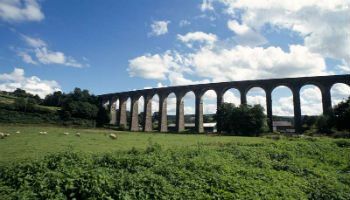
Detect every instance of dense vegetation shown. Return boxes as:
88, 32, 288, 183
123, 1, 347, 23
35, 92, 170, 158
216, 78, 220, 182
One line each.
301, 96, 350, 137
216, 103, 267, 136
0, 137, 349, 199
0, 88, 109, 127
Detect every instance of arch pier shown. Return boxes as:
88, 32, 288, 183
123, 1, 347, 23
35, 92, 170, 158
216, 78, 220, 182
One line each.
99, 75, 350, 133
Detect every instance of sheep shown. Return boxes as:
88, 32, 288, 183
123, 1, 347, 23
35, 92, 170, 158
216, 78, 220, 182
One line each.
63, 132, 70, 135
16, 131, 20, 134
75, 132, 81, 137
4, 133, 10, 137
39, 131, 47, 135
109, 133, 117, 140
0, 132, 4, 139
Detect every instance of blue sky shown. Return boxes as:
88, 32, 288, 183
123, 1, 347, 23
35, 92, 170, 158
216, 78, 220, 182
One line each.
0, 0, 349, 116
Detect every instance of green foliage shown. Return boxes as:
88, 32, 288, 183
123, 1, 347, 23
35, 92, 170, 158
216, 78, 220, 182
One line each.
42, 91, 64, 107
333, 96, 350, 131
316, 114, 334, 134
96, 105, 110, 127
12, 88, 42, 104
0, 139, 349, 199
13, 97, 36, 112
59, 88, 99, 120
216, 103, 267, 136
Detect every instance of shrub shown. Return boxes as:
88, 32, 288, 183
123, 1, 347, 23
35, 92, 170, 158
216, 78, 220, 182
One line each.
216, 103, 266, 136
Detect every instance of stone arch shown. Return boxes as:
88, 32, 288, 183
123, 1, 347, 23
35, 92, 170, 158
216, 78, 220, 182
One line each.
182, 91, 196, 131
109, 97, 119, 125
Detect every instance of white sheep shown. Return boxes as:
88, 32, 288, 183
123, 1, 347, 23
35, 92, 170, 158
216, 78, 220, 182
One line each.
109, 133, 117, 139
0, 132, 4, 139
16, 131, 20, 134
75, 132, 81, 137
64, 132, 69, 135
4, 133, 10, 137
39, 131, 47, 135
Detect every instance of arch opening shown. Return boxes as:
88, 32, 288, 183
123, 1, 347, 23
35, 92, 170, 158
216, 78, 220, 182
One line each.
300, 85, 322, 116
125, 97, 131, 128
202, 89, 217, 133
331, 83, 350, 106
151, 94, 160, 131
223, 88, 241, 106
246, 87, 267, 114
183, 91, 195, 132
166, 93, 177, 131
137, 96, 145, 129
272, 86, 294, 133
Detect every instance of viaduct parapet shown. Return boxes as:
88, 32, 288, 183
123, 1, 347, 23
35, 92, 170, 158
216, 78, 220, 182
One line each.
99, 74, 350, 133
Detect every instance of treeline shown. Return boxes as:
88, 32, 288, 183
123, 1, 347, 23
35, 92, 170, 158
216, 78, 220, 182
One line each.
216, 96, 350, 137
301, 96, 350, 137
0, 88, 109, 127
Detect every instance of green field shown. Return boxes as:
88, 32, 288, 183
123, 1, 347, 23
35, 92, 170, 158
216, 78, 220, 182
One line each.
0, 124, 268, 163
1, 124, 350, 199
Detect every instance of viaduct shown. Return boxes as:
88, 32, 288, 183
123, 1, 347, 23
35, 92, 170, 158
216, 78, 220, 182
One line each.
99, 74, 350, 133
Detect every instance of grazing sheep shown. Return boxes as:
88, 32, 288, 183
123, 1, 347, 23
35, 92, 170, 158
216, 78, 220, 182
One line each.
4, 133, 10, 137
39, 131, 47, 135
64, 132, 69, 135
75, 132, 81, 137
16, 131, 20, 134
0, 132, 4, 139
109, 133, 117, 139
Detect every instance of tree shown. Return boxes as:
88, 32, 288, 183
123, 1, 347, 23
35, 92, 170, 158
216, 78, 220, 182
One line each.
59, 88, 99, 120
42, 91, 64, 107
96, 105, 110, 127
333, 96, 350, 131
14, 97, 36, 112
216, 103, 267, 136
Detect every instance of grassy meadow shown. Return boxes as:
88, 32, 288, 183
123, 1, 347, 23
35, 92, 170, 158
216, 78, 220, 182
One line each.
0, 124, 268, 163
0, 124, 350, 199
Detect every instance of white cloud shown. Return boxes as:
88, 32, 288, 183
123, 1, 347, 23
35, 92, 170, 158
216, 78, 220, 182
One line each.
190, 45, 327, 82
300, 87, 322, 116
179, 19, 191, 27
0, 68, 61, 98
0, 0, 44, 22
200, 0, 214, 12
227, 20, 267, 46
168, 71, 210, 86
149, 20, 170, 36
22, 34, 46, 47
223, 90, 240, 105
331, 83, 350, 106
129, 44, 328, 86
128, 51, 176, 80
177, 31, 217, 48
217, 0, 350, 71
18, 35, 84, 67
17, 51, 37, 64
227, 20, 250, 35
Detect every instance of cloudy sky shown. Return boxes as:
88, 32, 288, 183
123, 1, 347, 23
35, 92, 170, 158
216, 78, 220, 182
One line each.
0, 0, 349, 116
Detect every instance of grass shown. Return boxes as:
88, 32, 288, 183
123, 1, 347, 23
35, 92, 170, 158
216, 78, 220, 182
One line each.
0, 124, 349, 199
0, 95, 60, 112
0, 124, 269, 164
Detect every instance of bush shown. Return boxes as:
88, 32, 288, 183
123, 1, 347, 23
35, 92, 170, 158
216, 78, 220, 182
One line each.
333, 96, 350, 131
0, 141, 349, 199
216, 103, 266, 136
